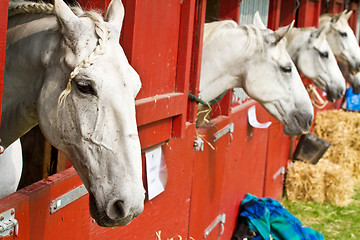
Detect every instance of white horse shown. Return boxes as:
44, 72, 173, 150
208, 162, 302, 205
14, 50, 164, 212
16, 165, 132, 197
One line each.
199, 12, 313, 135
0, 139, 22, 199
2, 0, 144, 227
285, 25, 346, 101
319, 10, 360, 94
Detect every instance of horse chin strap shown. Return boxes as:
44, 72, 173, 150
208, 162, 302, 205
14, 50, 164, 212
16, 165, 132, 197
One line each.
306, 84, 328, 109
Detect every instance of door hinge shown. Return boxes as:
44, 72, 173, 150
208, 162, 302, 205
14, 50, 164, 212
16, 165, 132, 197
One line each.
0, 208, 19, 238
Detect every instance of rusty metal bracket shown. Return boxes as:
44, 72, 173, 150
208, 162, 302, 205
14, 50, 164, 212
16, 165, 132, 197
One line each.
194, 136, 204, 151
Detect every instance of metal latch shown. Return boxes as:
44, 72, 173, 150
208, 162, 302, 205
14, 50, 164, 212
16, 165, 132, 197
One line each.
50, 184, 88, 214
0, 208, 19, 237
194, 136, 204, 151
204, 213, 226, 238
273, 167, 286, 180
213, 123, 234, 143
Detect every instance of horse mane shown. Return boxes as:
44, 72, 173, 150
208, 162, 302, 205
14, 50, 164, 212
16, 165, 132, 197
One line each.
203, 20, 238, 46
203, 20, 265, 55
8, 0, 110, 106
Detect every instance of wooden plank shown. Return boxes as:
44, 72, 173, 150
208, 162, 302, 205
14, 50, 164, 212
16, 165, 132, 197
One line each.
0, 0, 8, 126
210, 0, 240, 118
268, 0, 282, 30
279, 0, 296, 27
188, 0, 206, 123
135, 93, 186, 127
173, 0, 197, 137
298, 0, 321, 27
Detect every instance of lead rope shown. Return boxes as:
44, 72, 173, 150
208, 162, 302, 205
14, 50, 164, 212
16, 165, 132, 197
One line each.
188, 91, 227, 125
306, 84, 328, 109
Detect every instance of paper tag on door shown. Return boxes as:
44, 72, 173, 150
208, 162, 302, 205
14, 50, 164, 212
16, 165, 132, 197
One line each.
145, 146, 168, 200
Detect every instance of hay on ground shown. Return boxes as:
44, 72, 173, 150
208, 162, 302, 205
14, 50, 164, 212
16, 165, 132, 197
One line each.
286, 109, 360, 206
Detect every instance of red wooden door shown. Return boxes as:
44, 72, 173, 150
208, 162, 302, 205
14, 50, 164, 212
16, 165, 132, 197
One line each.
189, 116, 232, 240
0, 0, 200, 239
263, 117, 291, 200
219, 101, 270, 239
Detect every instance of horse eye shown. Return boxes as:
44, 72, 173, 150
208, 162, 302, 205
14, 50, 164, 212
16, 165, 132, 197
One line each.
339, 31, 347, 37
281, 66, 292, 73
320, 51, 329, 58
76, 81, 96, 95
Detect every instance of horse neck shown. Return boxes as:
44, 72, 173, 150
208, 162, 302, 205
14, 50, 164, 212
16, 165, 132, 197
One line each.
0, 15, 60, 148
199, 26, 259, 102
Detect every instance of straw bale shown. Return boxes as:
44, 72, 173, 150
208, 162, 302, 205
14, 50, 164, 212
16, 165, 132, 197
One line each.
286, 109, 360, 206
323, 161, 355, 206
286, 160, 325, 203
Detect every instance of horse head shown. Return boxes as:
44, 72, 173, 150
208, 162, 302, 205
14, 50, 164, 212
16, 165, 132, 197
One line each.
320, 10, 360, 74
247, 12, 313, 135
286, 24, 346, 101
37, 0, 144, 227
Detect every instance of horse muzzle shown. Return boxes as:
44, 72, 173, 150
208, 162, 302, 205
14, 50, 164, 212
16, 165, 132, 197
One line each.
326, 86, 345, 102
88, 189, 145, 227
283, 112, 313, 136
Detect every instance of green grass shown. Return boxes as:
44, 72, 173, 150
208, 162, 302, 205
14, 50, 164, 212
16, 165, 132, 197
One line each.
281, 188, 360, 239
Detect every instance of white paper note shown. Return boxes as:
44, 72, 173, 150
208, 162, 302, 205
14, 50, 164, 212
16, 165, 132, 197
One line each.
145, 146, 168, 200
248, 105, 272, 129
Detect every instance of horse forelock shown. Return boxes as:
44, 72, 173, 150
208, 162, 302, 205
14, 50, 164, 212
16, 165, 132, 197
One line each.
8, 1, 110, 106
241, 25, 265, 55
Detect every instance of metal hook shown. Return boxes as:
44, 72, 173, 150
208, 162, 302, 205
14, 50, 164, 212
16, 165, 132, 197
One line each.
220, 222, 225, 236
228, 132, 233, 147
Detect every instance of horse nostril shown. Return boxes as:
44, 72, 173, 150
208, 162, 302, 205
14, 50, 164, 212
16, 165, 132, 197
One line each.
106, 200, 130, 220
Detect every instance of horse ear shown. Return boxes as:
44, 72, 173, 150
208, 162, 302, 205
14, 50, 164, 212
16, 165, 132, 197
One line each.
344, 10, 353, 21
105, 0, 125, 38
54, 0, 79, 32
273, 20, 294, 43
253, 11, 267, 30
331, 10, 346, 23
